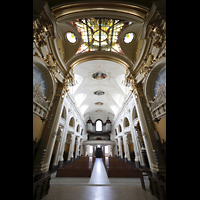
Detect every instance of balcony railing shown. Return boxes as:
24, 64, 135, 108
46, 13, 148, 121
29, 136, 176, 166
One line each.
33, 99, 48, 118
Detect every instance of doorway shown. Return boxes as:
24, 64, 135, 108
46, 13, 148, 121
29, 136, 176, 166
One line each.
95, 146, 103, 158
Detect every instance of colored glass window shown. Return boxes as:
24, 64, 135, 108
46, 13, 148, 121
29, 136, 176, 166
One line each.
67, 18, 131, 54
124, 32, 134, 43
66, 32, 77, 43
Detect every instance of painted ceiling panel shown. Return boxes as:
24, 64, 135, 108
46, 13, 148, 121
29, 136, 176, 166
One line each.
70, 60, 128, 117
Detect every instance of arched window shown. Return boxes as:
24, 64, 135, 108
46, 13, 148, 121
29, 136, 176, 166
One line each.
69, 117, 75, 127
33, 65, 47, 96
96, 120, 102, 131
124, 117, 130, 127
153, 67, 166, 96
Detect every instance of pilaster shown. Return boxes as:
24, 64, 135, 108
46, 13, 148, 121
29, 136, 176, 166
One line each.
132, 82, 166, 174
40, 82, 67, 173
67, 132, 75, 161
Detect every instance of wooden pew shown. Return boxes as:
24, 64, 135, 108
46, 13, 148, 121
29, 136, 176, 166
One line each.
56, 156, 95, 177
148, 175, 166, 200
103, 157, 146, 190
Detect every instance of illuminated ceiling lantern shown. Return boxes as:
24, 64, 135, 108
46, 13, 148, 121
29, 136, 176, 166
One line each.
67, 18, 129, 54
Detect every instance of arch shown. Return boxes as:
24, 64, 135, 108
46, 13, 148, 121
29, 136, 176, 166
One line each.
144, 57, 166, 103
67, 51, 132, 71
132, 107, 138, 121
95, 119, 103, 131
61, 106, 67, 120
69, 117, 75, 127
81, 129, 83, 135
123, 117, 130, 127
76, 124, 80, 132
33, 56, 55, 102
33, 65, 47, 96
115, 129, 118, 135
119, 124, 122, 132
153, 67, 166, 96
52, 3, 148, 22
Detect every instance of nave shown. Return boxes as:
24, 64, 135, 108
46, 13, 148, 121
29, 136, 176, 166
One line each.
33, 1, 166, 199
43, 158, 157, 200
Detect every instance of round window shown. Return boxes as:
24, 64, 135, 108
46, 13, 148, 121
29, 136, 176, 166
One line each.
66, 32, 77, 44
123, 32, 134, 43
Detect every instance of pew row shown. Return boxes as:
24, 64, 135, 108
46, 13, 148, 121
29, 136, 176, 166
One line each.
103, 157, 146, 190
56, 156, 95, 177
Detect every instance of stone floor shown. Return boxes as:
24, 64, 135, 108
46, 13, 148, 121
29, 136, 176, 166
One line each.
42, 158, 157, 200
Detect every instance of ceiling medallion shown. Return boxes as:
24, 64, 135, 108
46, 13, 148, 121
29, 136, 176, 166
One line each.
94, 90, 105, 95
92, 72, 107, 80
95, 102, 103, 105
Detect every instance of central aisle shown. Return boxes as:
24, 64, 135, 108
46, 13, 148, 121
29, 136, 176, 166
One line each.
89, 158, 110, 184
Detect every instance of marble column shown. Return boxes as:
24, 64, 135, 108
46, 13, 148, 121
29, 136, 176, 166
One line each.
132, 85, 158, 174
52, 126, 63, 166
41, 92, 64, 173
57, 124, 68, 166
123, 133, 130, 161
67, 132, 75, 161
75, 136, 80, 158
131, 120, 145, 167
118, 137, 123, 158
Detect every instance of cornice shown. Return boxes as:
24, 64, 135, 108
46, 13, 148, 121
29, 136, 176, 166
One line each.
66, 51, 133, 70
52, 2, 149, 20
82, 140, 115, 146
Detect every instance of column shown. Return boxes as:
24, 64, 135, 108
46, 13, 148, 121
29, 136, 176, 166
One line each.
123, 133, 130, 161
40, 86, 65, 174
135, 128, 146, 166
57, 124, 68, 166
80, 139, 84, 156
67, 132, 75, 161
114, 139, 118, 156
75, 136, 80, 158
118, 137, 123, 158
52, 126, 63, 166
132, 84, 158, 174
131, 120, 145, 167
102, 145, 105, 157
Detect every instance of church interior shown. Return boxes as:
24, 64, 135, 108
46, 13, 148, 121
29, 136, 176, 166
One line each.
33, 0, 166, 199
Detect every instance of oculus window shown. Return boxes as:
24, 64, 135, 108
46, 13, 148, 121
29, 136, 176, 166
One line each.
66, 32, 77, 43
96, 120, 102, 131
124, 32, 134, 43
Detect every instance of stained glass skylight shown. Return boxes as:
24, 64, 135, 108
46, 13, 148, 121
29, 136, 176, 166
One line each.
67, 18, 130, 54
